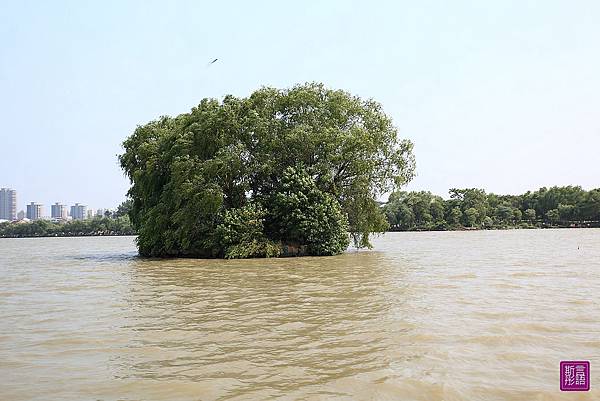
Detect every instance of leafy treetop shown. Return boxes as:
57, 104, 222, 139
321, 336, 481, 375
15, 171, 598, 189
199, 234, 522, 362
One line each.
119, 82, 415, 257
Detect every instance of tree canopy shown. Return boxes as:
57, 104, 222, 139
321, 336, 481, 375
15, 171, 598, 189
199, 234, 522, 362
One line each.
119, 83, 415, 258
383, 186, 600, 231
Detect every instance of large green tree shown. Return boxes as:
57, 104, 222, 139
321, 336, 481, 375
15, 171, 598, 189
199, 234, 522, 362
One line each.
119, 83, 415, 258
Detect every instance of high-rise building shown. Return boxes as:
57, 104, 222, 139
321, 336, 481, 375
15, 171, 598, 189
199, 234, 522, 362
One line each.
70, 203, 87, 220
51, 203, 68, 220
26, 202, 43, 221
0, 188, 17, 221
17, 210, 25, 220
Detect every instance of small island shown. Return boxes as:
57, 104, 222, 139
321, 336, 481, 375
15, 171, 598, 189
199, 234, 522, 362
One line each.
119, 83, 416, 258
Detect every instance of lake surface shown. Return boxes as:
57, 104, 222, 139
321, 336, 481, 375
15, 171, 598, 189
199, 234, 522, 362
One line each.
1, 229, 599, 400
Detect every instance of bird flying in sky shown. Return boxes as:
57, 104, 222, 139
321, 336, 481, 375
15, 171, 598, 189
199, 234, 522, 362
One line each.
207, 58, 218, 66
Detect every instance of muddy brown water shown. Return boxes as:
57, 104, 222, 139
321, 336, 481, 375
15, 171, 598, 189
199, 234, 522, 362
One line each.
1, 229, 598, 400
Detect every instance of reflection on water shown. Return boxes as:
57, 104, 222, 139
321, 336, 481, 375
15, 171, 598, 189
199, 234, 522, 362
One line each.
0, 230, 599, 400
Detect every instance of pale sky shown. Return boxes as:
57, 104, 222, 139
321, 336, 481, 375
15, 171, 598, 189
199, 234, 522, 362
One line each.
1, 1, 599, 213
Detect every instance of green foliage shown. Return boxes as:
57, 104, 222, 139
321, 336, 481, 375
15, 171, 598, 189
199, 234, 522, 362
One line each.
0, 216, 135, 238
267, 167, 350, 255
384, 185, 600, 231
119, 83, 415, 258
449, 207, 463, 227
114, 199, 133, 218
464, 208, 479, 227
384, 191, 444, 231
449, 188, 488, 226
524, 208, 536, 222
216, 204, 281, 259
546, 209, 560, 224
496, 204, 514, 224
223, 239, 281, 259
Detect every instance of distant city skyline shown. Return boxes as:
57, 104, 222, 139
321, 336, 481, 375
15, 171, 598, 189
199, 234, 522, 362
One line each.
0, 187, 113, 220
0, 191, 112, 219
1, 1, 599, 206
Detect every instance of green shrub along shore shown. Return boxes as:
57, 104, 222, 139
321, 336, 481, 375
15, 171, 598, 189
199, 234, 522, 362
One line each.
0, 216, 135, 238
384, 186, 600, 231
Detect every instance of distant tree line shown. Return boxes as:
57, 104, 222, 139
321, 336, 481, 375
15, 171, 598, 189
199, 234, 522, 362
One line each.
0, 201, 135, 238
383, 186, 600, 231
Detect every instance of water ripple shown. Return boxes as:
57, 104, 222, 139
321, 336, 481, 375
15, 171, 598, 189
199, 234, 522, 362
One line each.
1, 230, 600, 400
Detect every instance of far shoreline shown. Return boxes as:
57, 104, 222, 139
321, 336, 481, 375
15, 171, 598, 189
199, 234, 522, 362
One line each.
0, 233, 137, 239
388, 223, 600, 233
2, 225, 598, 239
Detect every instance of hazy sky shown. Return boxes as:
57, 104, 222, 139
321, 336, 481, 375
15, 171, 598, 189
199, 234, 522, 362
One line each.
1, 1, 599, 212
